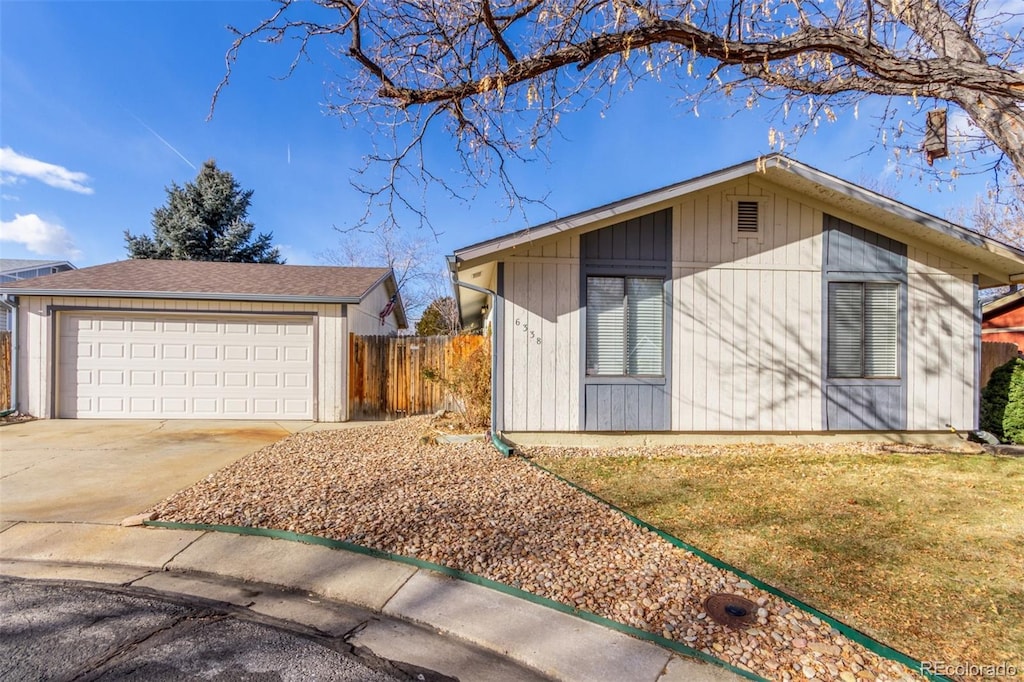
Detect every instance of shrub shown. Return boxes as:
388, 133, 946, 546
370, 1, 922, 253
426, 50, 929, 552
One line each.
422, 336, 491, 429
980, 357, 1024, 443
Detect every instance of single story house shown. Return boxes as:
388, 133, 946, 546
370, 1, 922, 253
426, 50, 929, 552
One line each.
0, 260, 406, 421
981, 289, 1024, 351
450, 155, 1024, 437
1, 259, 76, 332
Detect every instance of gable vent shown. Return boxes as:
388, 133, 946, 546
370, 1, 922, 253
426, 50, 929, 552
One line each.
736, 201, 760, 232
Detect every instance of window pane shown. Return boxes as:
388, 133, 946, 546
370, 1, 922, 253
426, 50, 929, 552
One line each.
626, 278, 663, 375
586, 277, 625, 375
828, 283, 864, 378
864, 283, 898, 377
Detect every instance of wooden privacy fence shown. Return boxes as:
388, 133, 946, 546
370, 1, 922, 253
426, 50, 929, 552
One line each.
0, 331, 10, 411
981, 341, 1020, 388
349, 334, 488, 420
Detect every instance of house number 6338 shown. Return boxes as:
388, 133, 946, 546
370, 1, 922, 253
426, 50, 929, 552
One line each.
514, 318, 542, 344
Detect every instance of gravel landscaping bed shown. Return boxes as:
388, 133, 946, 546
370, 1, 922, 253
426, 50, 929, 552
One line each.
151, 418, 925, 681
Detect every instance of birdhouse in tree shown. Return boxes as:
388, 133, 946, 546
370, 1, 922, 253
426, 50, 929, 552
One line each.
924, 109, 948, 165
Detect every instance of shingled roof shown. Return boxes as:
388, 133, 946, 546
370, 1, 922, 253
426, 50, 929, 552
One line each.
0, 259, 393, 303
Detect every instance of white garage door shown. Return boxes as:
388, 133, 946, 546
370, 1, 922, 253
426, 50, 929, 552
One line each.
58, 312, 314, 419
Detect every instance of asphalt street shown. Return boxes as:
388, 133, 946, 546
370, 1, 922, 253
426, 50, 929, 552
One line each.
0, 577, 427, 682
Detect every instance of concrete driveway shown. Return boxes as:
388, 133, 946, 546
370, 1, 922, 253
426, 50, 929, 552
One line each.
0, 420, 308, 524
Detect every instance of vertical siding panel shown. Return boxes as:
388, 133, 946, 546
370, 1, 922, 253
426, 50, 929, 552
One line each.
541, 262, 557, 431
784, 197, 800, 265
506, 265, 517, 431
771, 270, 787, 429
809, 268, 823, 430
948, 277, 964, 426
675, 270, 694, 429
785, 271, 799, 429
800, 206, 816, 266
567, 259, 580, 430
609, 385, 624, 430
556, 235, 570, 259
670, 271, 681, 429
757, 270, 773, 430
677, 199, 694, 262
704, 268, 721, 430
906, 268, 925, 428
693, 194, 709, 264
555, 260, 570, 430
583, 385, 594, 430
706, 192, 722, 266
623, 385, 639, 429
938, 279, 953, 426
731, 269, 747, 429
692, 271, 708, 430
526, 262, 541, 430
595, 385, 608, 429
509, 265, 524, 430
719, 269, 735, 430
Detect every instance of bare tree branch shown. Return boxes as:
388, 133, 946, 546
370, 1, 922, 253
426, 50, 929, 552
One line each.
214, 0, 1024, 219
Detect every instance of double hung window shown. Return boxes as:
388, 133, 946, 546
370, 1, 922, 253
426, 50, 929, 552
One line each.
586, 276, 663, 376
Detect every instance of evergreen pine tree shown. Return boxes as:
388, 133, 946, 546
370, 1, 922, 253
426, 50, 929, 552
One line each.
125, 160, 283, 263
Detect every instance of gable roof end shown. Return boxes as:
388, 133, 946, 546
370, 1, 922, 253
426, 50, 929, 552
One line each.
452, 154, 1024, 289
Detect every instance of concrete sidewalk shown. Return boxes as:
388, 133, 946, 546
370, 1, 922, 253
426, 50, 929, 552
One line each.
0, 522, 742, 682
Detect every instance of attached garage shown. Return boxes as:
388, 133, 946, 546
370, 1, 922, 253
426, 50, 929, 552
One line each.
1, 260, 407, 421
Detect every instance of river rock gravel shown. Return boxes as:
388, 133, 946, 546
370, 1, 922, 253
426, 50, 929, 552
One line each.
151, 418, 925, 682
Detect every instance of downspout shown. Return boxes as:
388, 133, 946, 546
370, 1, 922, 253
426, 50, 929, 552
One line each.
448, 261, 514, 457
1, 294, 18, 417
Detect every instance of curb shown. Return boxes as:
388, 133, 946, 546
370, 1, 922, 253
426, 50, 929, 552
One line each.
146, 520, 762, 681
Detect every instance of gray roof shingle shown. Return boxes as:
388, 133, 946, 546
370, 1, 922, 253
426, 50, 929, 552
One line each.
0, 259, 392, 302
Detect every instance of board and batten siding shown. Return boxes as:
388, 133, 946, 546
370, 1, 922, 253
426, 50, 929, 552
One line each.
499, 234, 580, 431
822, 216, 908, 430
493, 176, 981, 434
905, 248, 978, 430
350, 281, 400, 335
581, 209, 672, 431
671, 179, 823, 431
15, 296, 349, 421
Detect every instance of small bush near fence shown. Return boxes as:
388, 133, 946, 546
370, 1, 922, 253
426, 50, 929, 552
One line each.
980, 357, 1024, 443
422, 335, 491, 429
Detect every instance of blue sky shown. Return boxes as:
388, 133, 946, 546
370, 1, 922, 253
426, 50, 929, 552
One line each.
0, 0, 997, 272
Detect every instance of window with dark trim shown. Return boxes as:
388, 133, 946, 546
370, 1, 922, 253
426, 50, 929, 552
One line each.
828, 282, 899, 379
586, 276, 664, 376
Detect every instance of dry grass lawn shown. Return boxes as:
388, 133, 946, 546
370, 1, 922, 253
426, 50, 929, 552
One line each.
531, 446, 1023, 675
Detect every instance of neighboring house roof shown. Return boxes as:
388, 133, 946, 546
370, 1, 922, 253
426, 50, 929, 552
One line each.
982, 289, 1024, 321
0, 259, 403, 316
0, 258, 75, 275
450, 154, 1024, 327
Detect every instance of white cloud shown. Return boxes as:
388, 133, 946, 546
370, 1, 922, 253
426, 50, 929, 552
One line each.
0, 147, 93, 194
0, 213, 82, 259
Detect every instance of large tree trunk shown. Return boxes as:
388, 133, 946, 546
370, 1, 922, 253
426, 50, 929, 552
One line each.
955, 94, 1024, 176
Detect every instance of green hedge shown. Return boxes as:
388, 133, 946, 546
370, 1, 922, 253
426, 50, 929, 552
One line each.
980, 357, 1024, 443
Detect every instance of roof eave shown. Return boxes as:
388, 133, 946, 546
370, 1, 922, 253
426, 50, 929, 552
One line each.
982, 288, 1024, 316
771, 159, 1024, 264
0, 289, 365, 304
453, 157, 772, 264
452, 154, 1024, 284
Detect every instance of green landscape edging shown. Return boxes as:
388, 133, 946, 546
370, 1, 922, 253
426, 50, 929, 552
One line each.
145, 519, 763, 681
518, 458, 950, 682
